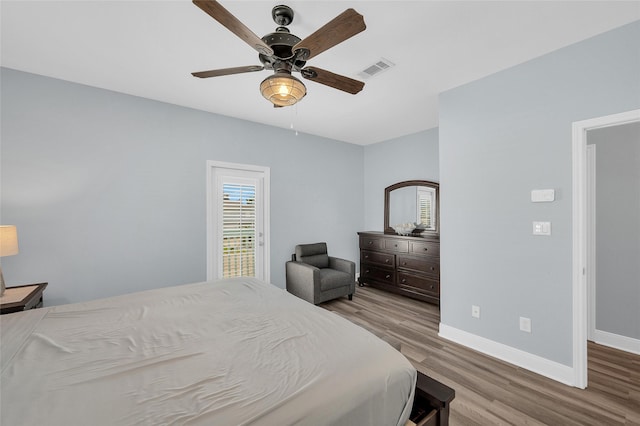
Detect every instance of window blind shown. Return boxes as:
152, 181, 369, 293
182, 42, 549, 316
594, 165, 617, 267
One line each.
222, 183, 256, 278
417, 188, 435, 229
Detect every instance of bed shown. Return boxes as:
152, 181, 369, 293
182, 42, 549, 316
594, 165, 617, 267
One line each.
2, 277, 423, 425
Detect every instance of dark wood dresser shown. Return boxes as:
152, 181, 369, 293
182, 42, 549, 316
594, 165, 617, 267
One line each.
358, 231, 440, 305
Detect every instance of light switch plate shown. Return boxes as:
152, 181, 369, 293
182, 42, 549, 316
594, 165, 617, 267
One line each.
533, 221, 551, 236
531, 189, 555, 202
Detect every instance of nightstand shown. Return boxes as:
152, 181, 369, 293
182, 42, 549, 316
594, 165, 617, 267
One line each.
0, 282, 48, 315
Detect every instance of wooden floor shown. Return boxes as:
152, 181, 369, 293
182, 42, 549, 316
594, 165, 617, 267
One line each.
321, 286, 640, 426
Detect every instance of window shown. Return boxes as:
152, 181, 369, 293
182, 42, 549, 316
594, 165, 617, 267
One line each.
417, 187, 436, 230
222, 183, 256, 278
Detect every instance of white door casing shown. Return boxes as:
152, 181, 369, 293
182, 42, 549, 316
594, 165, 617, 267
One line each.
571, 108, 640, 389
586, 144, 596, 342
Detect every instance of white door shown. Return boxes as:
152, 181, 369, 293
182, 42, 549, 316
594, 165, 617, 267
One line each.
207, 161, 270, 281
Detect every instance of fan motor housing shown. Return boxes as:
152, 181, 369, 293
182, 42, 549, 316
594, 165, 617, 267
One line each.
259, 31, 306, 71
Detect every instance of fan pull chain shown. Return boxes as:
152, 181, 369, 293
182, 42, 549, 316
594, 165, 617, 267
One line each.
290, 103, 299, 136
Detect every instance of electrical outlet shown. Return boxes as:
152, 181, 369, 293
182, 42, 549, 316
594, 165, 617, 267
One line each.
472, 305, 480, 319
520, 317, 532, 333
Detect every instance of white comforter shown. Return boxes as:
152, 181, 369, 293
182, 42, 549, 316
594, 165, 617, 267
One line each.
1, 278, 416, 425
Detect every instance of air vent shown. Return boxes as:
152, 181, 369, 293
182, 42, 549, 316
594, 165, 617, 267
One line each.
358, 58, 395, 79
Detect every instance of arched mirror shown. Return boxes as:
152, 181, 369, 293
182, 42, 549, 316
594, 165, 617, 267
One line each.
384, 180, 439, 236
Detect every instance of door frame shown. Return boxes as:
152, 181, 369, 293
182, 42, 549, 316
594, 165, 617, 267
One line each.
206, 160, 271, 282
586, 144, 596, 342
571, 108, 640, 388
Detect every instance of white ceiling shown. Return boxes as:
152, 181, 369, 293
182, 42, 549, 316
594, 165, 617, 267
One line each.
2, 1, 639, 145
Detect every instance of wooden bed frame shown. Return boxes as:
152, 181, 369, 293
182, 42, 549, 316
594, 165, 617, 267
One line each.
407, 371, 455, 426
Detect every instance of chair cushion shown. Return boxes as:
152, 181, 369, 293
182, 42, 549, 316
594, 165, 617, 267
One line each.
318, 268, 352, 292
295, 243, 329, 269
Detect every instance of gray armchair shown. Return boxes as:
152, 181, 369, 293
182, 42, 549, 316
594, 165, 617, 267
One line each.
285, 242, 356, 305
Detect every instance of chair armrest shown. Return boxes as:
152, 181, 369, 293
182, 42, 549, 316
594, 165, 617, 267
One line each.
286, 261, 319, 281
328, 257, 355, 277
285, 261, 320, 303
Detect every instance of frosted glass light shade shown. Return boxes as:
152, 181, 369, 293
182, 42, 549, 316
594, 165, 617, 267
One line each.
260, 73, 306, 107
0, 225, 19, 257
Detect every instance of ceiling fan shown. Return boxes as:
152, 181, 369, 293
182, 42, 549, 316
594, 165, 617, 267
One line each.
191, 0, 366, 107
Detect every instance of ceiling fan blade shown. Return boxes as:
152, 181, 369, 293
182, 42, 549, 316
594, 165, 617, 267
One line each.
193, 0, 274, 56
301, 67, 364, 95
292, 9, 365, 61
192, 65, 264, 78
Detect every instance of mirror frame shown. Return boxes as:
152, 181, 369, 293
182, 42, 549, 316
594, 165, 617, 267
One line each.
384, 180, 440, 236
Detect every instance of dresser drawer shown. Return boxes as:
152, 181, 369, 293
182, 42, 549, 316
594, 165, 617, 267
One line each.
397, 255, 439, 278
410, 241, 439, 257
361, 250, 395, 268
397, 272, 439, 297
361, 266, 395, 284
360, 236, 384, 250
385, 239, 409, 253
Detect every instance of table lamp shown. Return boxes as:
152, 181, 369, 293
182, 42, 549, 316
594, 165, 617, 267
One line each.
0, 225, 19, 297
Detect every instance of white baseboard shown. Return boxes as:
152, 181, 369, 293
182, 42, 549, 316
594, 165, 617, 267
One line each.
592, 329, 640, 355
438, 323, 576, 387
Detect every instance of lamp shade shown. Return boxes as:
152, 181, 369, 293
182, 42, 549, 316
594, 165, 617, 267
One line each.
260, 72, 306, 107
0, 225, 19, 257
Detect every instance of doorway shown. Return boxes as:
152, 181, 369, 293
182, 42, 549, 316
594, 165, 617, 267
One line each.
586, 123, 640, 350
571, 108, 640, 388
207, 161, 270, 282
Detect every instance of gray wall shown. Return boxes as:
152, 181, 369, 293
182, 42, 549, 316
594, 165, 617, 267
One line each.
363, 128, 439, 232
1, 68, 364, 305
588, 122, 640, 340
439, 21, 640, 366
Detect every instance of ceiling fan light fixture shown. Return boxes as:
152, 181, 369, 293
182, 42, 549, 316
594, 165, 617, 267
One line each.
260, 72, 306, 107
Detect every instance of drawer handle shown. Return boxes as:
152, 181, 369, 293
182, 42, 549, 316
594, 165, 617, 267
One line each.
394, 244, 398, 247
430, 285, 435, 290
364, 255, 369, 259
368, 241, 373, 245
365, 269, 370, 274
385, 275, 391, 279
401, 278, 406, 284
403, 262, 407, 266
385, 259, 389, 263
430, 267, 435, 271
424, 247, 429, 251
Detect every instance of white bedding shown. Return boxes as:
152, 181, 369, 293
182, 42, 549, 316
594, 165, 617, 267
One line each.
1, 277, 416, 425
